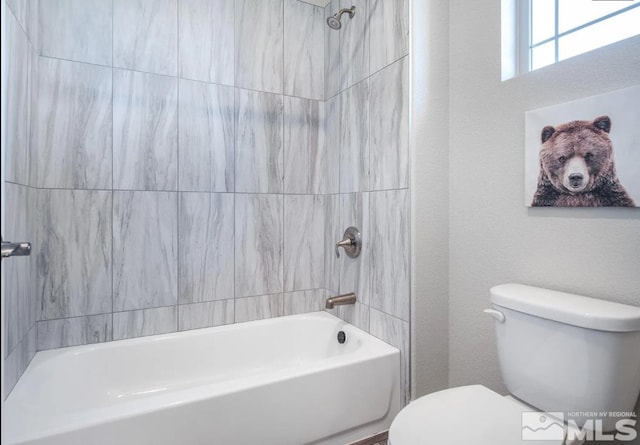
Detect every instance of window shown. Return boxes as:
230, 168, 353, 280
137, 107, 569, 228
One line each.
528, 0, 640, 70
502, 0, 640, 78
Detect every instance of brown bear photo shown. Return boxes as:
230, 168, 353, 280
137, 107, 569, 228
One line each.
531, 116, 635, 207
525, 86, 640, 208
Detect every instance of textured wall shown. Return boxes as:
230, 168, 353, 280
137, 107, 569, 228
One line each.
448, 0, 640, 393
410, 0, 450, 399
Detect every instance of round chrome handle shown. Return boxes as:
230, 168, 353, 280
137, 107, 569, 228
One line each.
335, 227, 361, 258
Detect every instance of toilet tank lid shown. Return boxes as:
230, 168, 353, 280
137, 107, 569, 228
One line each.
490, 284, 640, 332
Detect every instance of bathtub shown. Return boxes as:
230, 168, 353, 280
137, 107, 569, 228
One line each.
6, 312, 401, 445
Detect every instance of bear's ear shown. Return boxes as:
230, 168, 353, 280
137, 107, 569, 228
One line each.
593, 115, 611, 133
541, 126, 555, 143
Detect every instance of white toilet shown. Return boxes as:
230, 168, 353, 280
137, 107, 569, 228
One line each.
389, 283, 640, 445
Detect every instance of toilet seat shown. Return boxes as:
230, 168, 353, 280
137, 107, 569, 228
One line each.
389, 385, 566, 445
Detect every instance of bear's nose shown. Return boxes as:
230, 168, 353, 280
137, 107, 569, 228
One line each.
569, 173, 583, 187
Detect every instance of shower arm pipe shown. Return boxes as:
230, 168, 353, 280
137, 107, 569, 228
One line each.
326, 6, 356, 30
335, 6, 356, 19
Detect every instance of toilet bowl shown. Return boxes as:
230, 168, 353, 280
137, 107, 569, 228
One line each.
389, 284, 640, 445
389, 385, 565, 445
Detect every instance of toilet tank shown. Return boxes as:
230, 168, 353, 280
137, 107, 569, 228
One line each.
488, 284, 640, 431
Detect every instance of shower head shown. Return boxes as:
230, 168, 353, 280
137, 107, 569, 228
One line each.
326, 6, 356, 30
327, 15, 342, 30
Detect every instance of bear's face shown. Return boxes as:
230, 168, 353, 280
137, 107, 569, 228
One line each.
539, 116, 613, 194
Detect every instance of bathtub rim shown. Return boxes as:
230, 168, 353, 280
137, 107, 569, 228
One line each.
6, 311, 401, 444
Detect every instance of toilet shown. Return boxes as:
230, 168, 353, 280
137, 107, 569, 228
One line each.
389, 283, 640, 445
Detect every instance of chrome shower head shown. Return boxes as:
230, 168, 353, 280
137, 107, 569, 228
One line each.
327, 15, 342, 30
326, 6, 356, 30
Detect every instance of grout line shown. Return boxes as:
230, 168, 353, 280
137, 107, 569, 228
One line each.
324, 53, 409, 102
111, 0, 115, 336
232, 74, 237, 310
281, 0, 286, 300
5, 2, 34, 52
35, 301, 233, 325
2, 182, 408, 195
282, 0, 285, 97
37, 312, 113, 324
232, 58, 238, 320
36, 53, 324, 102
175, 0, 180, 334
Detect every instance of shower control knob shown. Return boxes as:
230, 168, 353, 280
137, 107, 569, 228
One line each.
335, 227, 361, 258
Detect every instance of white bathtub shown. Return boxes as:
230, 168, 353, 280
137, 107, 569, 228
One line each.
6, 312, 401, 445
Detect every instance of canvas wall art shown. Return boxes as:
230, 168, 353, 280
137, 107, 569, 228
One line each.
525, 85, 639, 207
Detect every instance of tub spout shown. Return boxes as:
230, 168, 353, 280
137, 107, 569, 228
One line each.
326, 293, 356, 309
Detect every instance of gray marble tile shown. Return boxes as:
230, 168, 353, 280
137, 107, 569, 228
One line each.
178, 0, 234, 85
178, 193, 234, 303
26, 0, 38, 49
235, 294, 284, 323
340, 80, 369, 193
235, 194, 283, 298
235, 0, 284, 94
339, 192, 370, 305
113, 69, 178, 191
4, 184, 35, 356
324, 194, 341, 293
324, 0, 341, 99
370, 308, 409, 405
178, 300, 234, 331
283, 97, 323, 195
37, 314, 112, 350
113, 306, 177, 340
35, 57, 112, 189
28, 186, 39, 331
284, 0, 324, 100
369, 57, 409, 190
283, 289, 331, 316
4, 325, 36, 397
5, 0, 37, 47
339, 0, 369, 90
284, 195, 329, 291
369, 0, 409, 74
235, 89, 284, 193
369, 190, 409, 321
335, 302, 370, 332
6, 0, 27, 33
324, 93, 341, 191
178, 79, 234, 192
113, 0, 178, 76
113, 191, 178, 311
27, 42, 38, 188
5, 13, 30, 185
38, 189, 112, 320
39, 0, 112, 66
284, 97, 338, 194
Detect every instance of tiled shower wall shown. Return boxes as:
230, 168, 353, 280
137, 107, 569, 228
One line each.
31, 0, 337, 346
3, 0, 409, 402
324, 0, 410, 403
3, 0, 39, 396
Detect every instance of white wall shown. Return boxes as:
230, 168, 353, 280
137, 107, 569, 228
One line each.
447, 0, 640, 392
410, 0, 450, 398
